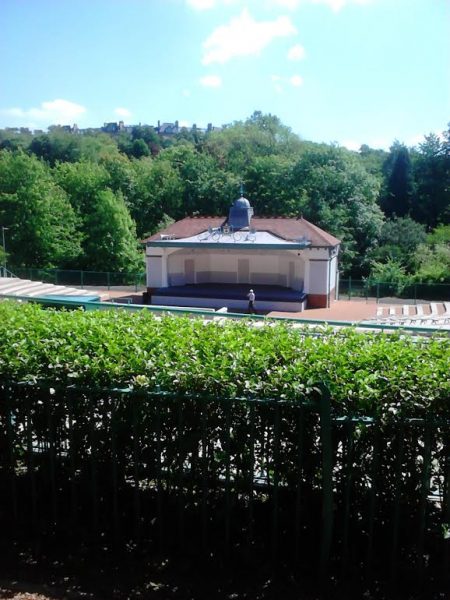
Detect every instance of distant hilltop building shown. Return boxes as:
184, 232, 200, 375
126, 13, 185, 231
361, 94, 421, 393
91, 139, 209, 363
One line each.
6, 119, 222, 136
155, 120, 220, 135
102, 121, 126, 134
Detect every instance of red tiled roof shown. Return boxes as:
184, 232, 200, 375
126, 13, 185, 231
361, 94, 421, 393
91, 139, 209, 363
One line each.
143, 216, 340, 247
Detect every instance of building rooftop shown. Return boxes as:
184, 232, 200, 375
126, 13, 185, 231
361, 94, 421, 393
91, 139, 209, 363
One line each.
144, 215, 340, 248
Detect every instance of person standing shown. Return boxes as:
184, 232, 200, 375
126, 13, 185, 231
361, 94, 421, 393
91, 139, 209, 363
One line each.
247, 289, 255, 314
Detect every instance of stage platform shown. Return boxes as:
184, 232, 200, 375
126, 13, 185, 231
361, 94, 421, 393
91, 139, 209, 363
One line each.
150, 283, 307, 313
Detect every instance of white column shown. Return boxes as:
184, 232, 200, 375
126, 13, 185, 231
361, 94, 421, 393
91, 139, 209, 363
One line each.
303, 257, 310, 293
161, 249, 169, 287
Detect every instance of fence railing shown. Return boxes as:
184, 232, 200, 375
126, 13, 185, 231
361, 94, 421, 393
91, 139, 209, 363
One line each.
7, 267, 450, 302
0, 381, 448, 587
0, 266, 16, 278
10, 267, 146, 291
339, 278, 450, 302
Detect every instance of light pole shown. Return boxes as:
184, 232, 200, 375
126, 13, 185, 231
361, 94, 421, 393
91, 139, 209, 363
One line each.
1, 226, 9, 271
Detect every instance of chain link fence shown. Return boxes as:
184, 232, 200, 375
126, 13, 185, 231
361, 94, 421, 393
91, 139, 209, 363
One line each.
339, 278, 450, 302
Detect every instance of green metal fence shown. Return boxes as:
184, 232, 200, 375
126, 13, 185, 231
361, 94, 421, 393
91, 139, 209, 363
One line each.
11, 267, 146, 291
6, 267, 450, 303
339, 278, 450, 302
0, 381, 448, 587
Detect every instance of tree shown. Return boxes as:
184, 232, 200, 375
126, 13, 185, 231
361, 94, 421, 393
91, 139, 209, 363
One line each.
411, 131, 450, 227
0, 128, 33, 152
54, 160, 141, 270
129, 156, 183, 238
414, 243, 450, 283
381, 142, 415, 217
29, 129, 82, 165
204, 111, 302, 174
83, 189, 142, 272
243, 155, 296, 215
413, 223, 450, 283
157, 143, 235, 219
289, 145, 383, 275
368, 216, 427, 272
369, 258, 412, 293
54, 160, 111, 213
0, 151, 82, 267
130, 138, 150, 158
358, 144, 388, 176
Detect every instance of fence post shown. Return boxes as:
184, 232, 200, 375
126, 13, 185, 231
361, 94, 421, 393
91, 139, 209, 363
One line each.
417, 419, 432, 581
443, 432, 450, 584
107, 271, 111, 290
80, 270, 84, 289
414, 283, 417, 306
348, 276, 352, 300
376, 282, 380, 304
319, 386, 333, 580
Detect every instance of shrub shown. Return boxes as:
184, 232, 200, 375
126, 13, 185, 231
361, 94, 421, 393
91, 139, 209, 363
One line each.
0, 301, 448, 417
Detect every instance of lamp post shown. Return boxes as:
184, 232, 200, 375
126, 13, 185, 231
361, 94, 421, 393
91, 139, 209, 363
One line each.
1, 226, 9, 271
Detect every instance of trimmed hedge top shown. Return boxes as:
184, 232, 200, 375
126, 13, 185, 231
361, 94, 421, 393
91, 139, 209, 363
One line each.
0, 301, 449, 416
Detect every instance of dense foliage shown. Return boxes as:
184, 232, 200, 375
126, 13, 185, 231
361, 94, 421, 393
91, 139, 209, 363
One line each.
0, 301, 448, 416
0, 113, 449, 278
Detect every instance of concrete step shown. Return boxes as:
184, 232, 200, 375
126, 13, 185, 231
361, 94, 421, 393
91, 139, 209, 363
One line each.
429, 302, 439, 315
27, 285, 75, 297
61, 288, 100, 297
0, 280, 47, 294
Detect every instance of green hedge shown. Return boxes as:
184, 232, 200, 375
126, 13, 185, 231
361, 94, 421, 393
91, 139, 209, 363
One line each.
1, 300, 449, 586
0, 301, 448, 416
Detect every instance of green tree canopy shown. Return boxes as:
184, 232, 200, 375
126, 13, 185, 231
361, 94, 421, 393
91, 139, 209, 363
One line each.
290, 145, 383, 274
381, 141, 415, 217
54, 160, 141, 270
411, 131, 450, 227
0, 151, 82, 267
83, 189, 142, 272
368, 216, 427, 272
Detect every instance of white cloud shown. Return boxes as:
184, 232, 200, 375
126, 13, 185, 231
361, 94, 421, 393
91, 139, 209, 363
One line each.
1, 98, 86, 127
287, 43, 306, 61
202, 9, 297, 65
114, 107, 131, 118
271, 74, 284, 93
271, 73, 303, 92
200, 74, 223, 87
289, 74, 303, 86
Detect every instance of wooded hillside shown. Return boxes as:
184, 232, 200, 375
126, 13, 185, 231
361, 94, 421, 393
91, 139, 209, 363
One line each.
1, 112, 449, 281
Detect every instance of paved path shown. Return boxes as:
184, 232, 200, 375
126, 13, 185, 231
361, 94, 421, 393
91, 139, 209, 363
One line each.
269, 300, 378, 322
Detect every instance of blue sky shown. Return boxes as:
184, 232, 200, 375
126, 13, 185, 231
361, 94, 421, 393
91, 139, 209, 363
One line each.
1, 0, 449, 150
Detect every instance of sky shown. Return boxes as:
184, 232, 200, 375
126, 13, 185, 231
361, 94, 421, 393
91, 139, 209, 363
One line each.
0, 0, 449, 150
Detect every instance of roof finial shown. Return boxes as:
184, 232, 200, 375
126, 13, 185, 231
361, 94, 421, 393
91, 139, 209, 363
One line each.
239, 181, 244, 197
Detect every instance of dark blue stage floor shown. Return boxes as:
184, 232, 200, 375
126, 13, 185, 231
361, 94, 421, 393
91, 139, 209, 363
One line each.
154, 283, 306, 302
